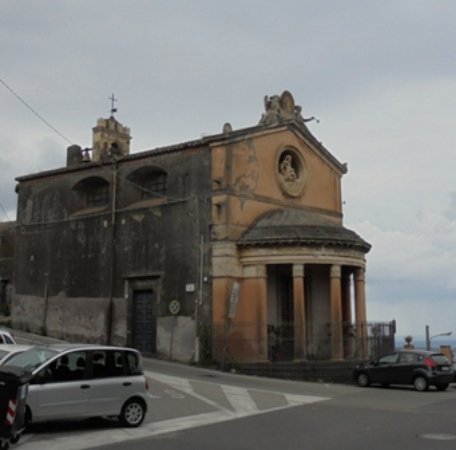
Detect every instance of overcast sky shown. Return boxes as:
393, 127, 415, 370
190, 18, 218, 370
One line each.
1, 1, 455, 341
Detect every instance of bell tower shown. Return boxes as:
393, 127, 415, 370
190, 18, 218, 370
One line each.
92, 115, 131, 161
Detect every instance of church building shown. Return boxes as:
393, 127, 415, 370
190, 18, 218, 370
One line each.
11, 91, 375, 364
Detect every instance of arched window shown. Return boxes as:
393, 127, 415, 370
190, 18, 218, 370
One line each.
141, 172, 167, 198
127, 166, 168, 200
73, 176, 110, 208
87, 183, 109, 206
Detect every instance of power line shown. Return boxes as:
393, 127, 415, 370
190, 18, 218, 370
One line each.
0, 78, 193, 217
0, 202, 11, 222
0, 76, 73, 145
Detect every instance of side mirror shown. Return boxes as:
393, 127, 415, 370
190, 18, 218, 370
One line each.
33, 368, 51, 385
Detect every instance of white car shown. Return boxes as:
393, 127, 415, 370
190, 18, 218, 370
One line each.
6, 344, 149, 427
0, 344, 32, 365
0, 329, 16, 344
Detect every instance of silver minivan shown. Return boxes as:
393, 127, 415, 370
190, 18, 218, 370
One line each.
5, 344, 148, 427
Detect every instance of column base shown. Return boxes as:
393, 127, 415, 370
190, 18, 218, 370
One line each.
293, 358, 308, 363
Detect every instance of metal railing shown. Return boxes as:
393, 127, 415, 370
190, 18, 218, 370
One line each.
201, 320, 395, 366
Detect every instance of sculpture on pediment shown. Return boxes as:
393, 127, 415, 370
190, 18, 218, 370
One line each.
259, 91, 319, 127
259, 95, 282, 126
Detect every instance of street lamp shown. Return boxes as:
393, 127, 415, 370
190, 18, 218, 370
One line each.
425, 325, 452, 350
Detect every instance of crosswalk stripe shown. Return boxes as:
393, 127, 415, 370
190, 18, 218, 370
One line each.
145, 371, 227, 410
220, 385, 259, 415
18, 372, 331, 449
284, 393, 330, 405
145, 370, 330, 412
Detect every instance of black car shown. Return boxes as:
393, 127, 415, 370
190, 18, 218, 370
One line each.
353, 350, 453, 391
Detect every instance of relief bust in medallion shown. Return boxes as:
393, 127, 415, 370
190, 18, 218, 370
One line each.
277, 150, 306, 197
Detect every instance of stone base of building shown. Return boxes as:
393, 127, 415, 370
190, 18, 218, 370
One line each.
225, 360, 360, 384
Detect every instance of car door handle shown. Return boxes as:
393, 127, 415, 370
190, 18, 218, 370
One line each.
123, 382, 132, 387
80, 384, 91, 389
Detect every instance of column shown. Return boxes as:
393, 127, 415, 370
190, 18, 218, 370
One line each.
330, 264, 343, 360
292, 264, 306, 360
341, 269, 354, 358
354, 267, 367, 359
242, 265, 268, 361
341, 269, 352, 324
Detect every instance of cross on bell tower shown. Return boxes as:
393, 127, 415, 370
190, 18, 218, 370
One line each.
109, 93, 118, 116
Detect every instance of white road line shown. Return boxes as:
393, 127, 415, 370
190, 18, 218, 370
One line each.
18, 373, 331, 449
220, 385, 259, 415
284, 393, 330, 406
146, 371, 227, 411
18, 398, 330, 450
17, 411, 234, 450
146, 371, 330, 411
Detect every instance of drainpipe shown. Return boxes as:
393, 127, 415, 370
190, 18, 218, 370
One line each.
41, 272, 49, 335
106, 157, 118, 344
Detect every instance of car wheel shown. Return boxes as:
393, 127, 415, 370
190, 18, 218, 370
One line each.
357, 373, 370, 387
413, 376, 429, 392
435, 383, 449, 391
119, 398, 146, 427
9, 433, 20, 444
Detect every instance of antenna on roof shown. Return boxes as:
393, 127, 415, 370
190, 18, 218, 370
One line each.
109, 93, 118, 117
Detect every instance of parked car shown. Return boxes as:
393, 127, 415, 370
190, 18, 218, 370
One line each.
353, 350, 453, 391
0, 329, 16, 344
4, 344, 149, 427
0, 344, 32, 365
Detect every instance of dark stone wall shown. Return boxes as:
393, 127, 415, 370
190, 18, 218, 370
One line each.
13, 145, 213, 347
0, 222, 15, 280
0, 222, 15, 313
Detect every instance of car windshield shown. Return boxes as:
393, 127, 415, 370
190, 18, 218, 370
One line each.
5, 347, 59, 372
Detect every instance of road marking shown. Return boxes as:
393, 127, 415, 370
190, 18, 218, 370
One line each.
17, 411, 234, 450
18, 372, 330, 449
147, 372, 228, 411
145, 370, 330, 412
284, 393, 329, 406
221, 385, 259, 414
18, 399, 328, 450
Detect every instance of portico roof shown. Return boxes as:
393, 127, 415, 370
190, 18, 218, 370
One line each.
239, 209, 371, 253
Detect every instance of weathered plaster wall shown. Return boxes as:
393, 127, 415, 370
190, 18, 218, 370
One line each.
156, 316, 196, 362
210, 125, 351, 327
13, 145, 213, 359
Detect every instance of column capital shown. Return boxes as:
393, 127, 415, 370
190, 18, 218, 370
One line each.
330, 264, 341, 279
354, 267, 365, 282
292, 264, 305, 278
243, 264, 267, 278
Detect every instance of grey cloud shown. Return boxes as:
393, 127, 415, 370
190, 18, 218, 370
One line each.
2, 1, 456, 337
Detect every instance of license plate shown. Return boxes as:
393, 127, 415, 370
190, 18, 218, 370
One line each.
441, 366, 449, 371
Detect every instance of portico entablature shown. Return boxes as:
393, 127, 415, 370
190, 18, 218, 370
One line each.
212, 241, 243, 278
238, 245, 366, 269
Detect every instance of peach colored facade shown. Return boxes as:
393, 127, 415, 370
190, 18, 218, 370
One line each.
210, 105, 370, 362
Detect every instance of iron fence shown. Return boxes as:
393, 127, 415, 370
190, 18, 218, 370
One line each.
202, 320, 395, 365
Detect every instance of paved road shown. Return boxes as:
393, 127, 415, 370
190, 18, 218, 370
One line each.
15, 362, 341, 449
7, 328, 456, 450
